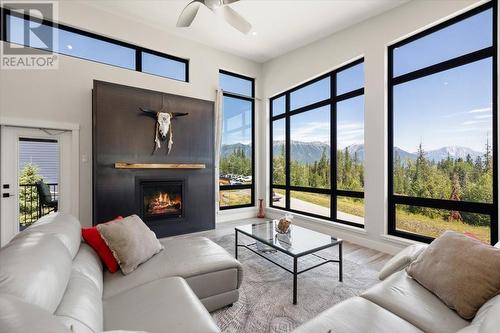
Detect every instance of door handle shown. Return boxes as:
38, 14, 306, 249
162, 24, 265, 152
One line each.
2, 193, 11, 198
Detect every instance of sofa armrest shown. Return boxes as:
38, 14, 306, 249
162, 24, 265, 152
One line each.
378, 244, 427, 280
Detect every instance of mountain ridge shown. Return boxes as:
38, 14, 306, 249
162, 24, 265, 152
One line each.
221, 142, 483, 164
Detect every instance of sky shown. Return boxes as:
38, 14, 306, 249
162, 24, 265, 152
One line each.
271, 61, 365, 148
271, 62, 365, 147
220, 74, 253, 146
9, 14, 187, 80
222, 96, 252, 146
270, 8, 493, 154
272, 98, 364, 150
394, 58, 492, 153
393, 8, 493, 153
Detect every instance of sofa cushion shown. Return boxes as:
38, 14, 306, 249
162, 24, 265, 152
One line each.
103, 277, 220, 333
55, 244, 104, 333
471, 294, 500, 333
0, 294, 71, 333
71, 243, 104, 295
97, 215, 163, 275
21, 212, 81, 259
55, 270, 103, 333
362, 271, 469, 333
0, 232, 72, 312
290, 296, 423, 333
457, 295, 500, 333
103, 237, 241, 300
407, 231, 500, 319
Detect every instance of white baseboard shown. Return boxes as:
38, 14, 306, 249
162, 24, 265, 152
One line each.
216, 206, 258, 223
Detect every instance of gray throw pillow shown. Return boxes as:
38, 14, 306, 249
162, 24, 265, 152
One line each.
97, 215, 163, 275
407, 231, 500, 319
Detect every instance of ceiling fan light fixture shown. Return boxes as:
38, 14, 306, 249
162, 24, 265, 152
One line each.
177, 0, 252, 34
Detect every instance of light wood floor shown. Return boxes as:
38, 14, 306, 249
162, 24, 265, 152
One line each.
169, 218, 392, 272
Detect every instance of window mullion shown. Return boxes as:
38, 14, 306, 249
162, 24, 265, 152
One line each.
135, 48, 142, 72
331, 73, 337, 221
285, 92, 291, 210
392, 47, 493, 86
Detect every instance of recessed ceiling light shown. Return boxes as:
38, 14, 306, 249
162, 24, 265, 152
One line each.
67, 44, 73, 50
251, 31, 257, 36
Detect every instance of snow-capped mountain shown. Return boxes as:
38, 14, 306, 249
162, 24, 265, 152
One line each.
223, 141, 483, 164
425, 146, 482, 162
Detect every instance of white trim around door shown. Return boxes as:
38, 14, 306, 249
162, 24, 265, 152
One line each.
0, 118, 79, 245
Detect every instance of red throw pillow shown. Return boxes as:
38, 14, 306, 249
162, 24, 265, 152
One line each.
82, 216, 123, 273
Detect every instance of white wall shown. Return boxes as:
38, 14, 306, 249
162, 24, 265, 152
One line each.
2, 0, 497, 253
0, 1, 262, 227
260, 0, 497, 254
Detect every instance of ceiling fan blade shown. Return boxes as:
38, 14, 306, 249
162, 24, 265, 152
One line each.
176, 0, 203, 27
222, 0, 240, 4
219, 5, 251, 34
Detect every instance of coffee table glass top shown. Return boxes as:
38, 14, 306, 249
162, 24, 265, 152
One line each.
235, 220, 342, 256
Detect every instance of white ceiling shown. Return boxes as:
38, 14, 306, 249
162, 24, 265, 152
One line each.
81, 0, 409, 63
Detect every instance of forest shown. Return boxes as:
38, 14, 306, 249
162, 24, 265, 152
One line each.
220, 147, 252, 177
223, 141, 492, 234
272, 146, 363, 191
271, 142, 493, 228
393, 143, 492, 226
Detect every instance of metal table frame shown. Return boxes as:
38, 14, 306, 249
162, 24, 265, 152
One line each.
235, 227, 343, 304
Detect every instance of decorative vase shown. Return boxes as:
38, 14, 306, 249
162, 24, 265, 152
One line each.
257, 198, 265, 218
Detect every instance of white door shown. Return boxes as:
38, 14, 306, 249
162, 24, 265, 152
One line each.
0, 126, 74, 246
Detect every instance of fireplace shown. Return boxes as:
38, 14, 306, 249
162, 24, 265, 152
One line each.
138, 180, 184, 222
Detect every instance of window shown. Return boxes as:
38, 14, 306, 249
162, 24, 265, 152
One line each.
388, 2, 497, 244
141, 51, 187, 82
219, 70, 255, 209
2, 8, 188, 81
270, 59, 365, 227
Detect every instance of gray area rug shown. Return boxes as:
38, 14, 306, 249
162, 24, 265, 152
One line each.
211, 234, 380, 333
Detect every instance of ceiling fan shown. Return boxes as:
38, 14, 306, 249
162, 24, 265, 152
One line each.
177, 0, 252, 34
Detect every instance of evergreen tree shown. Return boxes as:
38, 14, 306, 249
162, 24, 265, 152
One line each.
19, 163, 43, 226
449, 173, 463, 222
484, 137, 492, 172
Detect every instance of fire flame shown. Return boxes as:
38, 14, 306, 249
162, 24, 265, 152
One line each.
147, 192, 182, 215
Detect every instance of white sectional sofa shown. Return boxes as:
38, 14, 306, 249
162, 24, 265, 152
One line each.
0, 213, 242, 333
291, 243, 500, 333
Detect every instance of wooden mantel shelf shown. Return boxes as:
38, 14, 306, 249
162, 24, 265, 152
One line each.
114, 162, 206, 169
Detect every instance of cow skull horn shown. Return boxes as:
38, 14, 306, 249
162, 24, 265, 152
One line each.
171, 112, 189, 118
139, 107, 158, 117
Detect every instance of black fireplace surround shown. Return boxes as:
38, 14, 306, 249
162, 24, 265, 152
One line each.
92, 81, 215, 237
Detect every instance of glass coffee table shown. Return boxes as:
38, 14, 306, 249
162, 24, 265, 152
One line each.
235, 220, 343, 304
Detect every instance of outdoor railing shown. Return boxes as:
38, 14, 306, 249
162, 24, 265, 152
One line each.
19, 183, 58, 230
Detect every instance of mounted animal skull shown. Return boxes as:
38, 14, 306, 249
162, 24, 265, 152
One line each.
140, 107, 188, 154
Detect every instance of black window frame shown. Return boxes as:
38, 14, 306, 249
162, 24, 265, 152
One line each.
1, 7, 189, 82
219, 69, 255, 210
270, 58, 365, 228
388, 1, 498, 244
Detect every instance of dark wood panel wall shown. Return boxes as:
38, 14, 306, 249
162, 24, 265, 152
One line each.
92, 80, 215, 237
